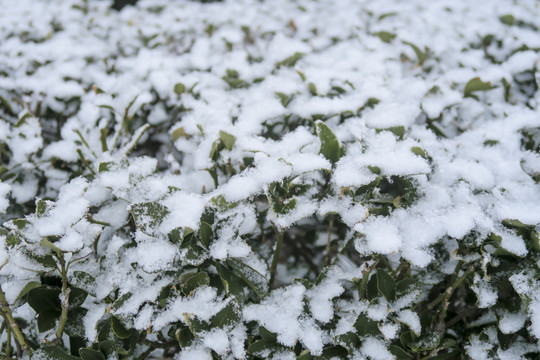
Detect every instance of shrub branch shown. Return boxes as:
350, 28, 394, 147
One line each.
0, 288, 32, 356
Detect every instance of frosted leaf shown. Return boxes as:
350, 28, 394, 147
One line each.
498, 310, 527, 334
360, 337, 394, 360
471, 274, 498, 308
397, 309, 421, 336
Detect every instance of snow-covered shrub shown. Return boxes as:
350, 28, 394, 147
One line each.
1, 0, 540, 359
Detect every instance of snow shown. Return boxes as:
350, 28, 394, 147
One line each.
498, 310, 527, 334
360, 337, 394, 360
176, 347, 212, 360
0, 0, 540, 357
472, 274, 498, 308
243, 284, 324, 354
154, 287, 227, 329
0, 183, 10, 214
397, 309, 421, 336
356, 219, 402, 255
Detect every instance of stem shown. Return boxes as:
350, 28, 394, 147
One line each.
378, 255, 393, 272
426, 264, 473, 311
358, 259, 378, 299
392, 259, 407, 277
54, 261, 71, 344
5, 326, 11, 357
135, 346, 155, 360
0, 288, 32, 356
269, 231, 284, 288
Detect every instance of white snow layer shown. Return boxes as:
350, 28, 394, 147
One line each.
0, 0, 540, 357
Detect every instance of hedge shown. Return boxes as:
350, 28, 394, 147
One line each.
1, 0, 540, 359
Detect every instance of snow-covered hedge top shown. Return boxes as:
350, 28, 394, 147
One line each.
1, 0, 540, 359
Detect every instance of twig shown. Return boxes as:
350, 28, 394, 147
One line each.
5, 323, 11, 357
53, 260, 71, 345
426, 263, 473, 311
0, 288, 33, 356
135, 346, 155, 360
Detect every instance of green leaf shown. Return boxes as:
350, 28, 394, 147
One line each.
210, 301, 239, 328
98, 340, 118, 357
38, 311, 61, 333
277, 52, 304, 68
275, 92, 292, 107
374, 31, 396, 43
199, 221, 213, 248
110, 293, 132, 313
319, 346, 348, 359
316, 266, 332, 285
98, 162, 112, 173
484, 139, 499, 147
180, 271, 210, 296
354, 314, 380, 336
172, 126, 190, 141
69, 336, 85, 357
11, 218, 28, 230
0, 95, 14, 115
16, 281, 42, 302
174, 82, 186, 95
366, 274, 379, 301
79, 348, 105, 360
403, 41, 428, 65
259, 326, 277, 342
182, 237, 208, 266
500, 14, 515, 26
464, 77, 497, 99
227, 258, 268, 298
336, 332, 360, 353
388, 345, 413, 360
34, 254, 58, 268
65, 308, 88, 338
308, 82, 318, 96
411, 147, 427, 158
71, 271, 97, 297
376, 126, 405, 139
27, 286, 62, 314
27, 287, 61, 332
502, 219, 534, 229
316, 121, 341, 164
130, 201, 169, 235
215, 262, 246, 298
219, 130, 236, 151
248, 339, 279, 355
40, 238, 61, 255
111, 315, 131, 339
400, 330, 416, 348
530, 231, 540, 252
430, 351, 461, 360
292, 278, 312, 289
69, 287, 88, 308
377, 268, 396, 301
175, 324, 194, 348
37, 346, 80, 360
36, 199, 47, 217
378, 12, 397, 20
